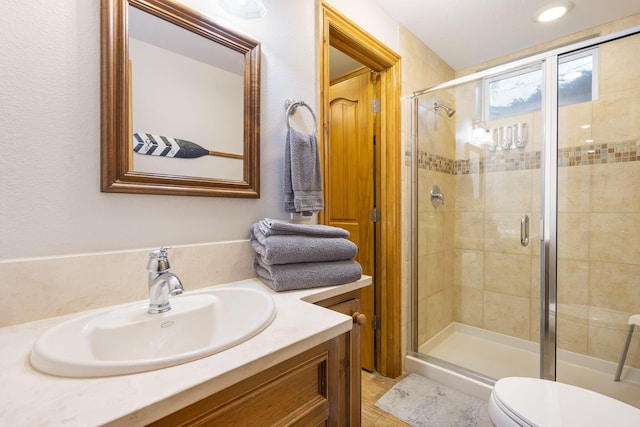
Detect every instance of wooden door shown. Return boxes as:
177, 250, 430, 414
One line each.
327, 70, 377, 371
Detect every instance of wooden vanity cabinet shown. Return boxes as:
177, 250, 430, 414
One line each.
148, 289, 363, 427
315, 289, 363, 426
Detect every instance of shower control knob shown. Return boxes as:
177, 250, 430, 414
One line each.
352, 312, 366, 326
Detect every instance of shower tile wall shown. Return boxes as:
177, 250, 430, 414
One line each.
419, 33, 640, 368
400, 25, 455, 351
557, 33, 640, 366
416, 99, 456, 346
453, 117, 541, 343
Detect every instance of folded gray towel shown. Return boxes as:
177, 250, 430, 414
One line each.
283, 128, 324, 215
258, 218, 349, 238
254, 256, 362, 292
250, 224, 357, 265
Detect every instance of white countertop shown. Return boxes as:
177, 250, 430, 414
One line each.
0, 276, 371, 426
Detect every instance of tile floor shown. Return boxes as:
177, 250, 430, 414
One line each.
361, 370, 410, 426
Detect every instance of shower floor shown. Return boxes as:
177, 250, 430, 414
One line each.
413, 322, 640, 408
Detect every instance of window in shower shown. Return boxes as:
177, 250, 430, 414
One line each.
558, 48, 598, 106
484, 47, 598, 120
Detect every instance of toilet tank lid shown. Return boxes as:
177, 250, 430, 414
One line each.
493, 377, 640, 427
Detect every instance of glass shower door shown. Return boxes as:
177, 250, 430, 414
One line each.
412, 63, 545, 381
555, 32, 640, 407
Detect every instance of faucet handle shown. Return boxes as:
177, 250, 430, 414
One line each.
148, 246, 172, 272
158, 246, 171, 258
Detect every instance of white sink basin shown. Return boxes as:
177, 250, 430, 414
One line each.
30, 286, 276, 377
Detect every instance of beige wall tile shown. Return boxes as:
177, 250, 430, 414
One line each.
592, 88, 640, 143
558, 212, 590, 260
599, 33, 640, 95
418, 252, 446, 297
484, 252, 531, 297
418, 211, 445, 255
455, 174, 484, 212
590, 213, 640, 264
530, 256, 541, 341
443, 248, 455, 292
453, 249, 484, 289
558, 165, 591, 213
483, 291, 530, 340
557, 259, 590, 306
453, 211, 484, 250
558, 102, 593, 149
590, 163, 640, 213
531, 169, 542, 214
425, 289, 454, 341
557, 305, 589, 354
0, 241, 255, 326
485, 170, 532, 212
590, 261, 640, 314
444, 212, 455, 251
455, 286, 483, 327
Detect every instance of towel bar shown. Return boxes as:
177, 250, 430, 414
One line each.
285, 98, 317, 134
614, 314, 640, 381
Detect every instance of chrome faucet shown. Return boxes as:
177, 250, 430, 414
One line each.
147, 247, 184, 314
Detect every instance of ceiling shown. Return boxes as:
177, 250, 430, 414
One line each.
374, 0, 640, 70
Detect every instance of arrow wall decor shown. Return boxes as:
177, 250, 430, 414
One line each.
133, 133, 244, 160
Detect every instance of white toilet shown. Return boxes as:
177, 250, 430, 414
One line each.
488, 377, 640, 426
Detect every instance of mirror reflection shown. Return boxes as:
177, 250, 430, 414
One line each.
129, 6, 244, 181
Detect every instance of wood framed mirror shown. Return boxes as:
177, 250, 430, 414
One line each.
101, 0, 260, 197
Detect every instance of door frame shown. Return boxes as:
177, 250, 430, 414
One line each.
318, 2, 402, 377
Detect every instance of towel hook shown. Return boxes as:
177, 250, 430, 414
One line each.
285, 98, 317, 135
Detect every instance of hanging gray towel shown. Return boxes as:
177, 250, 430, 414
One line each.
283, 128, 324, 215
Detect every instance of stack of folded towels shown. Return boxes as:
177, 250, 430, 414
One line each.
250, 218, 362, 292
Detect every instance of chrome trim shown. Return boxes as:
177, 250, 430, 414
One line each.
540, 56, 558, 380
410, 96, 419, 352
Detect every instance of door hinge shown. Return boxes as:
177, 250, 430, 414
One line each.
371, 315, 381, 330
371, 98, 381, 113
370, 207, 381, 223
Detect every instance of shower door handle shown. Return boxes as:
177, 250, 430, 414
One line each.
521, 215, 530, 247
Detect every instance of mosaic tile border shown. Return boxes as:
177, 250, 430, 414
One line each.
558, 141, 640, 167
414, 140, 640, 174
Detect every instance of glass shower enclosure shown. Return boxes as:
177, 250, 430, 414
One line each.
409, 27, 640, 407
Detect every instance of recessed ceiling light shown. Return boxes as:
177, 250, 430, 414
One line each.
535, 1, 574, 23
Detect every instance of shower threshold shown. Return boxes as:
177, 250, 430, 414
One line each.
407, 322, 640, 408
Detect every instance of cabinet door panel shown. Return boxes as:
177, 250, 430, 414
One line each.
150, 343, 334, 426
